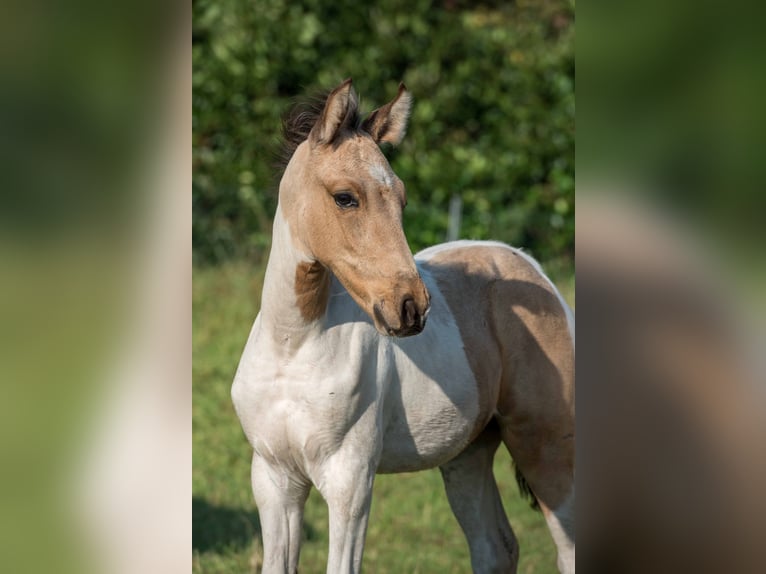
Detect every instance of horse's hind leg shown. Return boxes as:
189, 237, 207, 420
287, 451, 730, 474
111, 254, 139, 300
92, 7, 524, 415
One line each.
439, 421, 519, 574
251, 454, 310, 574
494, 282, 575, 573
499, 411, 575, 574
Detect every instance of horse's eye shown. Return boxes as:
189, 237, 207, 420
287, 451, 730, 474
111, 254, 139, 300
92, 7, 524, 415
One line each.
333, 193, 358, 209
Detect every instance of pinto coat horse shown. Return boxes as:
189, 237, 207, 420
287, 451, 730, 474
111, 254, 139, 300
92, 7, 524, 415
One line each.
232, 79, 575, 574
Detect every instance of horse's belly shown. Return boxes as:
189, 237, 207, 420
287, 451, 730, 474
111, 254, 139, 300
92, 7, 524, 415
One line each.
376, 338, 480, 473
377, 399, 476, 473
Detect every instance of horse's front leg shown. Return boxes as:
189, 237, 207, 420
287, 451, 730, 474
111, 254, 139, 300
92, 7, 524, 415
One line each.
251, 453, 310, 574
316, 449, 377, 574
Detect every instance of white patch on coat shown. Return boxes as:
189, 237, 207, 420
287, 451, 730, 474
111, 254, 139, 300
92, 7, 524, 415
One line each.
232, 240, 479, 480
368, 162, 394, 188
545, 487, 575, 574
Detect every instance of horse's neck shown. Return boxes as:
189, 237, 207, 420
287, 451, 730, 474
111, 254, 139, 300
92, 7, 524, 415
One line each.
259, 206, 328, 351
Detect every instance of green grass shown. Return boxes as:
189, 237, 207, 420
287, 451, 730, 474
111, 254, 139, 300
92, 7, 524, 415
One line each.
193, 259, 572, 573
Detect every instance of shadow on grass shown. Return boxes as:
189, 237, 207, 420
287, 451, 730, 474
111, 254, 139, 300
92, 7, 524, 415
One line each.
193, 497, 321, 554
193, 497, 261, 554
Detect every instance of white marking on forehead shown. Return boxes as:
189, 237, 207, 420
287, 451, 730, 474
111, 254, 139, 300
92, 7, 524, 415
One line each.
368, 162, 394, 188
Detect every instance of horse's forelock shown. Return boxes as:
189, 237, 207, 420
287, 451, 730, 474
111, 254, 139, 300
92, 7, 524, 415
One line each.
277, 87, 364, 176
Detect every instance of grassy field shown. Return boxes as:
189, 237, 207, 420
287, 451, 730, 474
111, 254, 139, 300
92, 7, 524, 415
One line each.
193, 259, 573, 574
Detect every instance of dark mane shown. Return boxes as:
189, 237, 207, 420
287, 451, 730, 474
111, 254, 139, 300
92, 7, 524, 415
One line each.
276, 88, 363, 176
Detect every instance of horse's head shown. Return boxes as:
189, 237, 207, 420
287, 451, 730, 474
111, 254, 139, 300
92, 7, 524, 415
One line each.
279, 79, 430, 337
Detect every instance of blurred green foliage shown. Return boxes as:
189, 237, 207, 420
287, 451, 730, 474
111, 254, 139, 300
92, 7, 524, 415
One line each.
193, 0, 574, 264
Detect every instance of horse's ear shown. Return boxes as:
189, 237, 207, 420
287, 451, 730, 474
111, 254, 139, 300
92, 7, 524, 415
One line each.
362, 83, 412, 146
309, 78, 357, 148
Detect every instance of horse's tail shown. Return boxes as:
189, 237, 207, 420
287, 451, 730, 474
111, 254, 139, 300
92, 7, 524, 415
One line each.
515, 463, 541, 511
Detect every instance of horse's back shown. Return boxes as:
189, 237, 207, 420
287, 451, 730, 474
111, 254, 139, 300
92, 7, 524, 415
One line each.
416, 240, 572, 324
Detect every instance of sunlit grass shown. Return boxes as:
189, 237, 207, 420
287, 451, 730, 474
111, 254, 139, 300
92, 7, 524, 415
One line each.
193, 258, 570, 573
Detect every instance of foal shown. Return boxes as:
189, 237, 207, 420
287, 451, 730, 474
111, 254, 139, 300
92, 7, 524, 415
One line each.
232, 79, 575, 574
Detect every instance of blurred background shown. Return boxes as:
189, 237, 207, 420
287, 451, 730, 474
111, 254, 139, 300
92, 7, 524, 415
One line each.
577, 1, 766, 572
193, 1, 573, 573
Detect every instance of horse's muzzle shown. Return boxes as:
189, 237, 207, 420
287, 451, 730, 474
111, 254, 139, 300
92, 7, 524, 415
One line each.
373, 287, 430, 338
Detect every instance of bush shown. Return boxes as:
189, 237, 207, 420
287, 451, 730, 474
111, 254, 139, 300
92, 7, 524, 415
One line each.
193, 0, 574, 265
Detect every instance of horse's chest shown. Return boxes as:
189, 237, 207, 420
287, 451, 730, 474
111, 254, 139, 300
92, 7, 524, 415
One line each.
232, 343, 377, 471
232, 308, 481, 475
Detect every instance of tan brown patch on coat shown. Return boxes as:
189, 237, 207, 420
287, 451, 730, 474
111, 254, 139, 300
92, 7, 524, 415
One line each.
421, 244, 575, 509
294, 261, 330, 321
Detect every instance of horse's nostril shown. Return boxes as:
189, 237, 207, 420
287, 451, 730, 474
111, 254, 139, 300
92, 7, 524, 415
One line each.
402, 297, 418, 328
